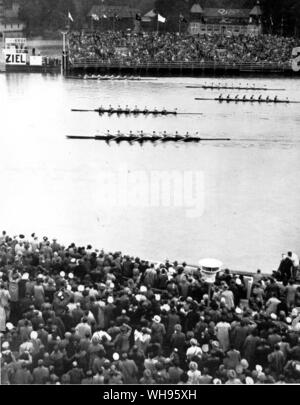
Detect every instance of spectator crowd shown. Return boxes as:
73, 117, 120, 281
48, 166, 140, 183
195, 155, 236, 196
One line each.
1, 230, 300, 385
67, 31, 298, 66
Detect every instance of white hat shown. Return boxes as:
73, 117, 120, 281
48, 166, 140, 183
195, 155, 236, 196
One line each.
161, 304, 170, 312
6, 322, 14, 331
66, 285, 72, 291
140, 286, 147, 293
30, 331, 38, 340
22, 273, 29, 280
236, 278, 242, 286
0, 271, 3, 277
60, 271, 66, 278
113, 353, 119, 361
270, 313, 277, 320
71, 258, 76, 263
155, 294, 161, 301
78, 285, 84, 292
153, 315, 161, 323
2, 341, 10, 349
291, 308, 298, 317
255, 365, 263, 373
286, 317, 292, 324
246, 377, 254, 385
235, 307, 243, 314
68, 273, 74, 279
107, 296, 114, 304
213, 378, 222, 385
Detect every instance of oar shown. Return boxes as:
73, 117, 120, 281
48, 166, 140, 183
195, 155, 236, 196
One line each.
66, 135, 95, 140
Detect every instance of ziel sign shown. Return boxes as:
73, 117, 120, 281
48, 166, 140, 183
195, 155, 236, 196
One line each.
5, 53, 27, 65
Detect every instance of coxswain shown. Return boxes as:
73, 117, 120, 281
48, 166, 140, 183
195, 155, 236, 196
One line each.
173, 108, 178, 115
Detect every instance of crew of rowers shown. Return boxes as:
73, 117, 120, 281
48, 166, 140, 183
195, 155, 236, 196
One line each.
97, 105, 178, 115
101, 130, 201, 141
203, 82, 268, 90
217, 94, 288, 102
82, 74, 142, 81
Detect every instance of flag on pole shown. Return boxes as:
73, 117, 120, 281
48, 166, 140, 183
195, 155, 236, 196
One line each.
68, 11, 74, 22
157, 14, 166, 23
179, 13, 187, 23
91, 14, 100, 21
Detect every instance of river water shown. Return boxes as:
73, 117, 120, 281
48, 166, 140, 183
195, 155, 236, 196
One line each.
0, 73, 300, 272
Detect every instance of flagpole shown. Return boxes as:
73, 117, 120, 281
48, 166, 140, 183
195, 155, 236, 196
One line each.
179, 18, 181, 35
157, 16, 159, 33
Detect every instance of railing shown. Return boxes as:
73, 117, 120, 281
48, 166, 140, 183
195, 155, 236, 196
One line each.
67, 59, 292, 72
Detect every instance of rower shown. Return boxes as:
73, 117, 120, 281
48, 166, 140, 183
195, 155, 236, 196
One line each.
226, 94, 231, 102
108, 104, 113, 113
258, 95, 262, 102
133, 105, 139, 114
184, 131, 190, 140
117, 105, 122, 114
274, 95, 278, 102
143, 106, 149, 114
99, 105, 104, 113
242, 95, 247, 101
235, 95, 239, 101
266, 96, 270, 102
218, 94, 223, 102
250, 95, 255, 101
162, 107, 167, 115
153, 107, 158, 115
125, 105, 130, 114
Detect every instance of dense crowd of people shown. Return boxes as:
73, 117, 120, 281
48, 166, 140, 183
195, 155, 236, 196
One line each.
1, 231, 300, 385
68, 31, 298, 66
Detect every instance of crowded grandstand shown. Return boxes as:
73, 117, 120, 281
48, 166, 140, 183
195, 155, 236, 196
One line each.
68, 31, 298, 65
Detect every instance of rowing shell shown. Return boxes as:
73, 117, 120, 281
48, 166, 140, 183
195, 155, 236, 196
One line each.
71, 109, 203, 116
187, 86, 285, 91
195, 97, 299, 104
67, 135, 231, 143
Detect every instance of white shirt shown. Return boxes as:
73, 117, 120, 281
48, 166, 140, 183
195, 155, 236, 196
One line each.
291, 253, 299, 267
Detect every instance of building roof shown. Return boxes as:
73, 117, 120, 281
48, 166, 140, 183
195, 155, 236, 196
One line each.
190, 4, 204, 14
2, 17, 24, 24
88, 5, 140, 19
203, 8, 252, 19
250, 3, 262, 16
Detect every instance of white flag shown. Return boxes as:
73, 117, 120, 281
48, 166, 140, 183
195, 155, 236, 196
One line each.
68, 11, 74, 22
92, 14, 99, 21
158, 14, 166, 23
